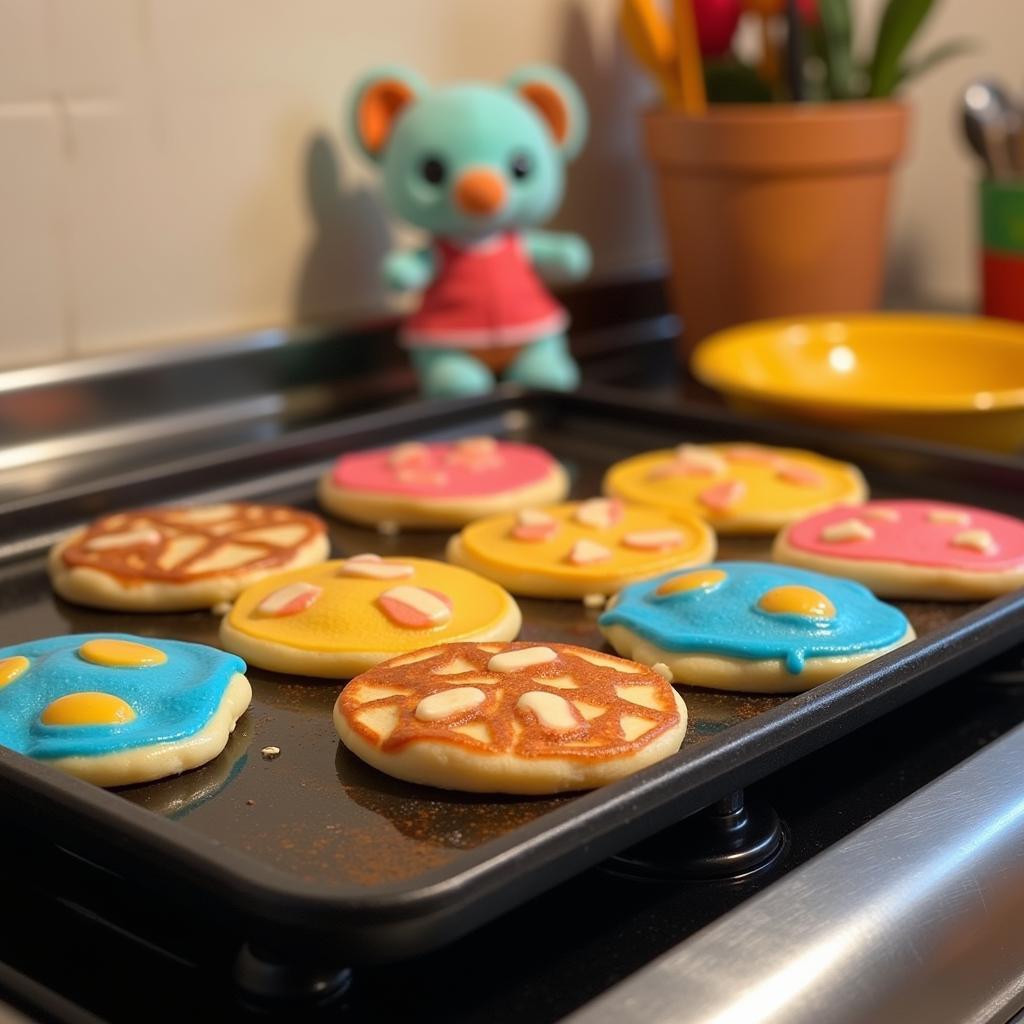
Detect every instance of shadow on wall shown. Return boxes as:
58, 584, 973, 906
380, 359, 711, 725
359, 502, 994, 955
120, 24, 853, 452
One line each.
292, 132, 393, 327
883, 235, 928, 309
554, 0, 664, 281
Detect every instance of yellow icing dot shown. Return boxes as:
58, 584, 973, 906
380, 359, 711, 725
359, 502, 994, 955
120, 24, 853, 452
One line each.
656, 568, 728, 596
0, 656, 29, 687
758, 585, 836, 619
78, 639, 167, 668
41, 692, 137, 726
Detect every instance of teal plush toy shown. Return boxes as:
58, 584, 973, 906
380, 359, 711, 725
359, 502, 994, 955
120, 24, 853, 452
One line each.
350, 65, 591, 398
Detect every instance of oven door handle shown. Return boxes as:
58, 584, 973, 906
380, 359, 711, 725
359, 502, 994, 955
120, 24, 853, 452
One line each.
569, 717, 1024, 1024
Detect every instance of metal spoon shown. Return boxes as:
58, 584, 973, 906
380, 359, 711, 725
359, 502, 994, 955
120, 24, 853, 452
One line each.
962, 79, 1019, 180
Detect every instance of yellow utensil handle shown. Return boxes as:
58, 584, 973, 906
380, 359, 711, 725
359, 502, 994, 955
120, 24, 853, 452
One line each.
672, 0, 708, 116
620, 0, 682, 108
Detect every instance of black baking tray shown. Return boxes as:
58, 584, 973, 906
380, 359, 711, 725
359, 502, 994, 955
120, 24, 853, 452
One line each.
1, 385, 1023, 963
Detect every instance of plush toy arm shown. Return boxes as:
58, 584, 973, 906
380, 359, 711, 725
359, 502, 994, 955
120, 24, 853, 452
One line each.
383, 248, 437, 292
523, 231, 592, 281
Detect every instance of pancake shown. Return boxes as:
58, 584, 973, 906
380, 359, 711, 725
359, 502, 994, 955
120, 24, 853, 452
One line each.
334, 641, 687, 794
50, 503, 329, 611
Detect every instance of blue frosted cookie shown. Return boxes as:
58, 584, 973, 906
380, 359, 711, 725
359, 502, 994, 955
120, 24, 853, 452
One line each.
0, 634, 251, 787
599, 562, 914, 693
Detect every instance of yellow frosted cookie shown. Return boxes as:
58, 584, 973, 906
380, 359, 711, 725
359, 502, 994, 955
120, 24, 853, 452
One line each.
219, 555, 521, 679
335, 641, 687, 794
603, 442, 867, 535
445, 498, 716, 598
49, 503, 330, 612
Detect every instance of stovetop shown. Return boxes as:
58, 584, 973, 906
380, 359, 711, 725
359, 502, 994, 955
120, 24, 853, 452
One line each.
4, 307, 1024, 1024
3, 648, 1022, 1024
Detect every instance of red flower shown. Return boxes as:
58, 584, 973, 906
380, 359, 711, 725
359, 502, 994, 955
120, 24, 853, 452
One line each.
693, 0, 742, 56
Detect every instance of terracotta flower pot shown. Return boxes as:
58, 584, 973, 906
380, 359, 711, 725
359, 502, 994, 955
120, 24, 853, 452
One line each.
643, 102, 909, 356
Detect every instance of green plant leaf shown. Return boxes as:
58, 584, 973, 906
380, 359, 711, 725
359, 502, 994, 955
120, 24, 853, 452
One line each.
704, 59, 774, 103
896, 36, 977, 87
868, 0, 938, 98
805, 20, 827, 64
818, 0, 855, 100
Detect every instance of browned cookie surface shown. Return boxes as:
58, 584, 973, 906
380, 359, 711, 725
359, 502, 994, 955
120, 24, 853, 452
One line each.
339, 641, 683, 763
60, 503, 326, 584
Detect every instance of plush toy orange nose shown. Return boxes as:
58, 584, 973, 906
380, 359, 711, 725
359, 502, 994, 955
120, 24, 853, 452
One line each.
454, 168, 507, 216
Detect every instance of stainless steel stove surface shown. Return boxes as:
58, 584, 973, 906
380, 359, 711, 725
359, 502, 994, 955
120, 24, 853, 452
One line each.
3, 319, 1024, 1024
3, 656, 1024, 1023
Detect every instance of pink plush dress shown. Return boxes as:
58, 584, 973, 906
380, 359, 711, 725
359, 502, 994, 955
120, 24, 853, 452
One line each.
400, 233, 567, 356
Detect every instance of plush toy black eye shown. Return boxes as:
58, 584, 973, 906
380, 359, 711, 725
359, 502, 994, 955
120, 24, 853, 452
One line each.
509, 152, 532, 180
420, 156, 447, 185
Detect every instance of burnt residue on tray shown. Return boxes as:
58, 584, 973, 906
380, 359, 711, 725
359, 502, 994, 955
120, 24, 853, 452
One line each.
0, 406, 993, 895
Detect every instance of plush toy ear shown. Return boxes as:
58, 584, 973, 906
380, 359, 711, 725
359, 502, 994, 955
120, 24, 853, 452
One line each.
350, 66, 427, 162
506, 65, 588, 161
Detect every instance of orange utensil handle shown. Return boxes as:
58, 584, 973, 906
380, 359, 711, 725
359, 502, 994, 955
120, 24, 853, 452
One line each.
620, 0, 681, 108
672, 0, 708, 115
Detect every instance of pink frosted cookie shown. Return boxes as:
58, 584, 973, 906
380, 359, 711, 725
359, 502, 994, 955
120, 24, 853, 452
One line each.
317, 437, 569, 528
773, 499, 1024, 600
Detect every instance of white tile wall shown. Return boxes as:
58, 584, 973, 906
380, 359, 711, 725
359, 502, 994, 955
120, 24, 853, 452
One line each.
0, 0, 51, 103
0, 107, 66, 365
0, 0, 1019, 370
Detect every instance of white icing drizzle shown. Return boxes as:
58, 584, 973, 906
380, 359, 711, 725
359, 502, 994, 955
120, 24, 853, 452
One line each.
622, 529, 683, 551
256, 581, 323, 616
487, 646, 558, 672
820, 518, 875, 543
929, 508, 972, 526
414, 687, 486, 722
516, 691, 580, 731
574, 498, 623, 530
568, 539, 613, 565
380, 585, 452, 625
951, 528, 997, 554
339, 553, 415, 580
85, 527, 163, 550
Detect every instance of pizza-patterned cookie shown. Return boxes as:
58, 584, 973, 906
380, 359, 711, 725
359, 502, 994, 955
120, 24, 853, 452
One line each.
603, 442, 867, 535
0, 634, 251, 787
599, 562, 914, 693
334, 641, 687, 793
49, 503, 330, 612
445, 498, 716, 598
318, 436, 569, 528
774, 499, 1024, 600
220, 555, 522, 679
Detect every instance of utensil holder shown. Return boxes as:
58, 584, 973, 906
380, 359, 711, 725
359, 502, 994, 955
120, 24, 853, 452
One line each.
980, 180, 1024, 321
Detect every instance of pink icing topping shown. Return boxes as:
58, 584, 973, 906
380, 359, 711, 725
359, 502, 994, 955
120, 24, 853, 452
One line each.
377, 587, 453, 628
786, 500, 1024, 573
332, 440, 556, 498
775, 463, 824, 487
700, 479, 747, 512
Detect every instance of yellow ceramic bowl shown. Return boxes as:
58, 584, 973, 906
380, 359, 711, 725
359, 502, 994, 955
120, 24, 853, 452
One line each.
691, 314, 1024, 453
